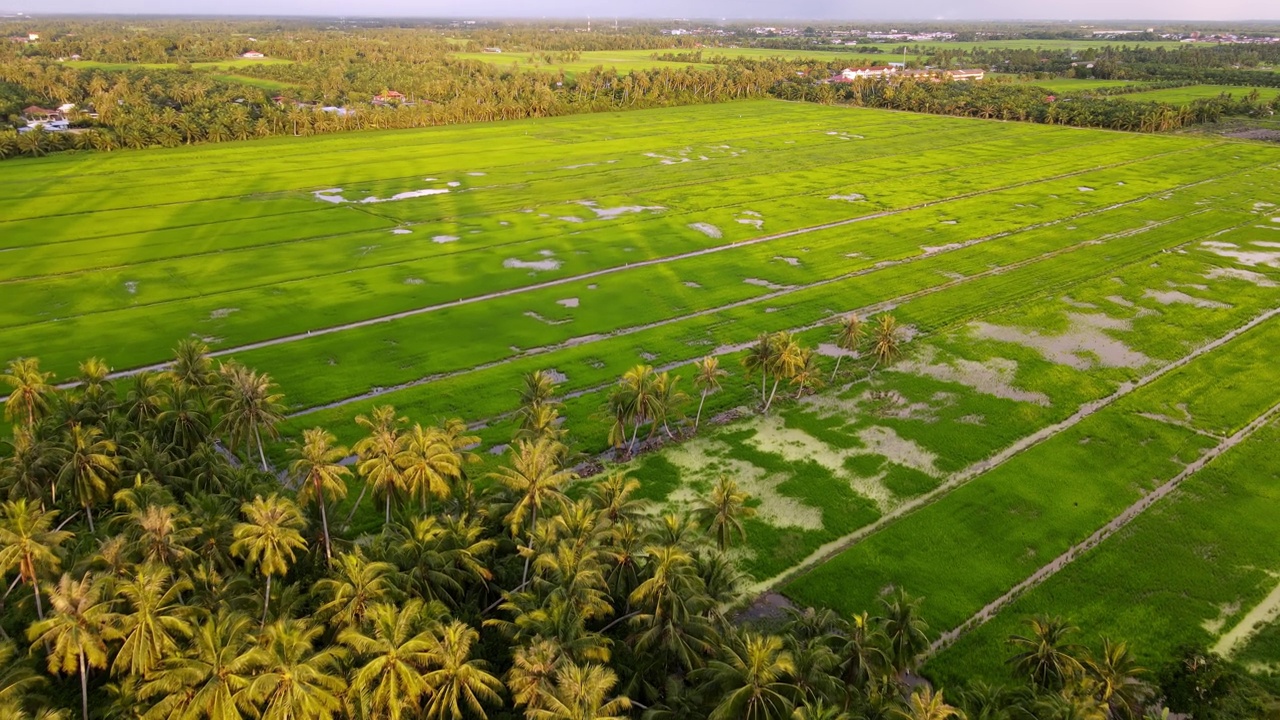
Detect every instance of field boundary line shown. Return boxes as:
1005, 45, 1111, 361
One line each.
756, 304, 1280, 597
286, 207, 1209, 417
51, 149, 1252, 383
926, 400, 1280, 658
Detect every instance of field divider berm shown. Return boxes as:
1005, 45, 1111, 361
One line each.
287, 207, 1212, 419
926, 400, 1280, 658
51, 147, 1254, 389
750, 304, 1280, 597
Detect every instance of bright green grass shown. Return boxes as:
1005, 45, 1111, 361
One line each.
451, 47, 913, 74
784, 305, 1280, 632
926, 419, 1280, 686
209, 74, 299, 91
1122, 84, 1280, 104
992, 75, 1153, 93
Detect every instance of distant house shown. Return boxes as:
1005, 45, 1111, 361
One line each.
482, 47, 502, 53
372, 90, 406, 105
241, 51, 265, 59
27, 33, 38, 41
947, 69, 985, 81
827, 66, 897, 83
22, 106, 60, 120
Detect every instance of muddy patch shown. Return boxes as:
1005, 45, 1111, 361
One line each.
556, 298, 579, 308
774, 256, 801, 267
829, 193, 865, 202
666, 439, 824, 530
1143, 289, 1231, 309
314, 187, 450, 204
524, 311, 571, 326
403, 277, 425, 285
577, 201, 665, 219
689, 222, 722, 239
748, 415, 899, 512
683, 281, 702, 289
124, 281, 138, 295
392, 228, 413, 235
816, 343, 858, 359
970, 313, 1150, 371
488, 444, 509, 456
209, 308, 239, 320
856, 426, 940, 478
1212, 577, 1280, 658
1060, 296, 1097, 309
1204, 266, 1277, 288
895, 346, 1050, 406
504, 258, 562, 271
1078, 186, 1094, 192
1202, 242, 1280, 268
432, 235, 460, 244
744, 277, 787, 290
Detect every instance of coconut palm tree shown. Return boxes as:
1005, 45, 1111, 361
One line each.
0, 640, 42, 712
507, 639, 563, 714
353, 405, 407, 525
763, 333, 805, 413
396, 424, 462, 512
230, 495, 307, 625
140, 610, 264, 720
55, 423, 117, 531
125, 502, 196, 567
0, 499, 71, 620
421, 620, 504, 720
652, 371, 688, 439
839, 611, 890, 690
112, 564, 194, 679
694, 475, 756, 552
870, 315, 903, 371
527, 663, 631, 720
314, 550, 399, 629
628, 543, 717, 673
123, 372, 169, 429
490, 439, 574, 586
170, 339, 217, 397
1007, 616, 1086, 692
894, 688, 962, 720
26, 573, 120, 720
876, 590, 929, 675
789, 349, 825, 399
830, 313, 865, 381
742, 334, 776, 408
215, 363, 285, 471
692, 356, 728, 431
248, 619, 347, 720
289, 428, 351, 563
1085, 639, 1150, 719
2, 358, 55, 429
339, 599, 443, 720
698, 632, 798, 720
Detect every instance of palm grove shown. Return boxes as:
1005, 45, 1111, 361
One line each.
0, 314, 1270, 720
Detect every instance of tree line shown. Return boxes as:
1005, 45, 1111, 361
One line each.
2, 314, 1276, 718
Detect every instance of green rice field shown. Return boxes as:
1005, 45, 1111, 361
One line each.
1123, 83, 1280, 104
3, 98, 1280, 679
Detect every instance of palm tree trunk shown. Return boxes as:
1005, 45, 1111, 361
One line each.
694, 390, 707, 431
764, 377, 783, 413
342, 483, 369, 531
385, 494, 392, 524
79, 652, 88, 720
520, 504, 538, 588
84, 502, 95, 533
31, 577, 44, 620
831, 355, 844, 382
254, 424, 268, 472
317, 483, 332, 563
261, 574, 272, 626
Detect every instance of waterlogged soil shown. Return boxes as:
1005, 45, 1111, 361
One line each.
969, 313, 1151, 371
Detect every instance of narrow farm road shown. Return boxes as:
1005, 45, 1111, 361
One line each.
926, 399, 1280, 657
749, 305, 1280, 597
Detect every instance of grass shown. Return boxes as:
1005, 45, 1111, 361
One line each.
3, 100, 1280, 679
1121, 84, 1280, 104
926, 419, 1280, 686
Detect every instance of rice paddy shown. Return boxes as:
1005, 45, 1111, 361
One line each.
4, 98, 1280, 679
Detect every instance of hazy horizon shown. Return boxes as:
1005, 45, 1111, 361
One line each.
5, 0, 1279, 22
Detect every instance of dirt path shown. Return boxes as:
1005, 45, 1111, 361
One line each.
928, 401, 1280, 657
50, 146, 1233, 390
290, 204, 1206, 417
746, 305, 1280, 598
1211, 576, 1280, 658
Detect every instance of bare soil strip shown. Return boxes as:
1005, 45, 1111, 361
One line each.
928, 401, 1280, 657
756, 306, 1280, 597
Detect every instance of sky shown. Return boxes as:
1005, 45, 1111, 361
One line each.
15, 0, 1280, 21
